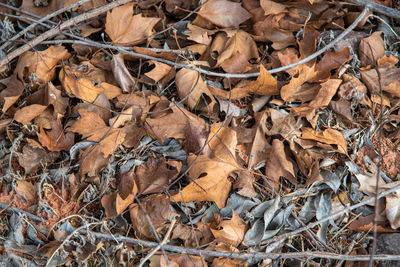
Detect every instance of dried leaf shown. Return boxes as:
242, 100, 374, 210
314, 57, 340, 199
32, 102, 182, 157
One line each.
37, 121, 75, 152
197, 0, 251, 28
60, 65, 122, 103
301, 127, 348, 154
105, 3, 160, 45
14, 104, 47, 125
15, 46, 70, 84
210, 211, 247, 246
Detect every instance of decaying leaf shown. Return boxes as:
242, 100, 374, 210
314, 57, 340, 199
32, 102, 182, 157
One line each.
105, 3, 160, 45
197, 0, 251, 28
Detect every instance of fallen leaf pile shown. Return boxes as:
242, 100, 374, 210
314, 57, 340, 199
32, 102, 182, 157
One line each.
0, 0, 400, 265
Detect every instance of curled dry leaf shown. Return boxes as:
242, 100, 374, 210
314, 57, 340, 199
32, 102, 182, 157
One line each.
265, 138, 297, 187
60, 65, 122, 103
260, 0, 287, 16
129, 194, 174, 239
280, 64, 316, 101
171, 154, 239, 208
111, 53, 137, 93
15, 180, 36, 203
15, 46, 70, 84
197, 0, 251, 28
175, 68, 217, 113
135, 157, 180, 195
301, 127, 348, 155
37, 120, 75, 152
143, 61, 173, 84
171, 222, 214, 247
215, 30, 259, 73
105, 3, 160, 45
358, 31, 385, 67
210, 211, 247, 246
0, 74, 24, 113
209, 65, 278, 99
14, 104, 47, 125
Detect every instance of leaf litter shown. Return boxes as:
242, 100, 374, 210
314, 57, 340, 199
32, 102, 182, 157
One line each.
0, 0, 400, 266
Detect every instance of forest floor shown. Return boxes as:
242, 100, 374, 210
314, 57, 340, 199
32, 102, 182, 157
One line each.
1, 0, 400, 266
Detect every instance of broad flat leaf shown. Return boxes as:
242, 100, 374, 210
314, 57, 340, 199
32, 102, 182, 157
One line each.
175, 68, 217, 113
60, 65, 122, 103
301, 127, 348, 155
215, 31, 259, 72
171, 154, 239, 208
135, 157, 180, 195
358, 31, 385, 67
37, 121, 75, 152
144, 61, 173, 84
129, 194, 173, 239
15, 46, 70, 83
105, 3, 160, 45
211, 211, 247, 246
210, 65, 278, 99
197, 0, 251, 28
14, 104, 47, 125
69, 109, 109, 142
265, 139, 297, 187
260, 0, 286, 15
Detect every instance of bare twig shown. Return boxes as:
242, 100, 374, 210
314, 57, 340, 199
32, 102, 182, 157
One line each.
264, 182, 400, 246
343, 0, 400, 19
89, 230, 400, 262
138, 219, 177, 267
0, 0, 90, 52
0, 0, 133, 69
0, 202, 43, 222
0, 7, 369, 77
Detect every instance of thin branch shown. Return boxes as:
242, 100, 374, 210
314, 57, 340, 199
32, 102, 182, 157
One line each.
0, 0, 133, 69
0, 0, 90, 51
0, 202, 44, 222
343, 0, 400, 19
0, 7, 369, 77
264, 182, 400, 246
138, 219, 177, 267
89, 230, 400, 261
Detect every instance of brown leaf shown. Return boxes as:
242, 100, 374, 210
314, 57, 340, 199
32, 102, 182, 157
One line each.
37, 121, 75, 152
101, 193, 117, 218
135, 157, 180, 195
175, 68, 217, 113
69, 109, 109, 142
105, 3, 160, 45
160, 254, 206, 267
315, 47, 350, 81
260, 0, 286, 15
129, 194, 173, 239
111, 53, 137, 93
15, 180, 36, 203
170, 154, 239, 208
215, 31, 259, 73
358, 31, 385, 67
18, 145, 59, 174
301, 127, 348, 155
210, 211, 247, 246
171, 223, 214, 247
280, 64, 316, 101
14, 104, 47, 125
197, 0, 251, 28
145, 104, 207, 143
143, 61, 173, 84
265, 139, 297, 187
60, 65, 122, 103
0, 74, 24, 113
15, 46, 70, 84
361, 67, 400, 98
